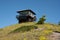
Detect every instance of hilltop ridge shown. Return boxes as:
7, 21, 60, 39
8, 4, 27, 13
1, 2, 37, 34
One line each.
0, 22, 60, 40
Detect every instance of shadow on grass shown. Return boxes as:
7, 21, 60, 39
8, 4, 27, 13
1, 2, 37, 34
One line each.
9, 25, 38, 34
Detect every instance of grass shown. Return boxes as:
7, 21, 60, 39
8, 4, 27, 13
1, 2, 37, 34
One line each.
10, 25, 38, 33
39, 36, 47, 40
0, 22, 60, 40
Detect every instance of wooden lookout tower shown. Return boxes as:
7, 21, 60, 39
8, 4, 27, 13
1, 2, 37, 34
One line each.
16, 9, 36, 23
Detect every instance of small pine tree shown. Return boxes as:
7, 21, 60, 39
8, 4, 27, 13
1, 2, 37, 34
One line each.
58, 21, 60, 25
37, 15, 46, 24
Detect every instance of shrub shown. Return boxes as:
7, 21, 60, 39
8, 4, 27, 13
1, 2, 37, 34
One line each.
10, 25, 38, 33
58, 21, 60, 25
37, 15, 46, 24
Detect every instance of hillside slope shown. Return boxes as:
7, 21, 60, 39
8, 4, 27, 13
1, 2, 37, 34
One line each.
0, 22, 60, 40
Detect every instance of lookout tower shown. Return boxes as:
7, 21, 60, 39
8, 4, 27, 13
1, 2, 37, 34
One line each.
16, 9, 36, 23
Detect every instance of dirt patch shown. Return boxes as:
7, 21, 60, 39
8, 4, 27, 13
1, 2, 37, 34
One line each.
48, 32, 60, 40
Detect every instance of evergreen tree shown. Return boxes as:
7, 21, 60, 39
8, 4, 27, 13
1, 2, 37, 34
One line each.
37, 15, 46, 24
58, 21, 60, 25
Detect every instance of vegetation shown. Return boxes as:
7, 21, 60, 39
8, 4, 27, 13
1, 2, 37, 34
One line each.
0, 22, 60, 40
58, 21, 60, 25
0, 28, 3, 31
10, 25, 38, 33
37, 15, 46, 24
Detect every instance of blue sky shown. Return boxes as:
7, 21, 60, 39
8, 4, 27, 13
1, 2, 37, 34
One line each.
0, 0, 60, 28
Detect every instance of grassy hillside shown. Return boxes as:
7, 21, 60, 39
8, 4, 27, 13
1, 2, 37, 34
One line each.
0, 22, 60, 40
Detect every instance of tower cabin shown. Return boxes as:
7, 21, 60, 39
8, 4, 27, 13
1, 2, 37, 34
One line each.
16, 9, 36, 23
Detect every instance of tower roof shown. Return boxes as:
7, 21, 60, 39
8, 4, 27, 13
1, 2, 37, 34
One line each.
17, 9, 36, 15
